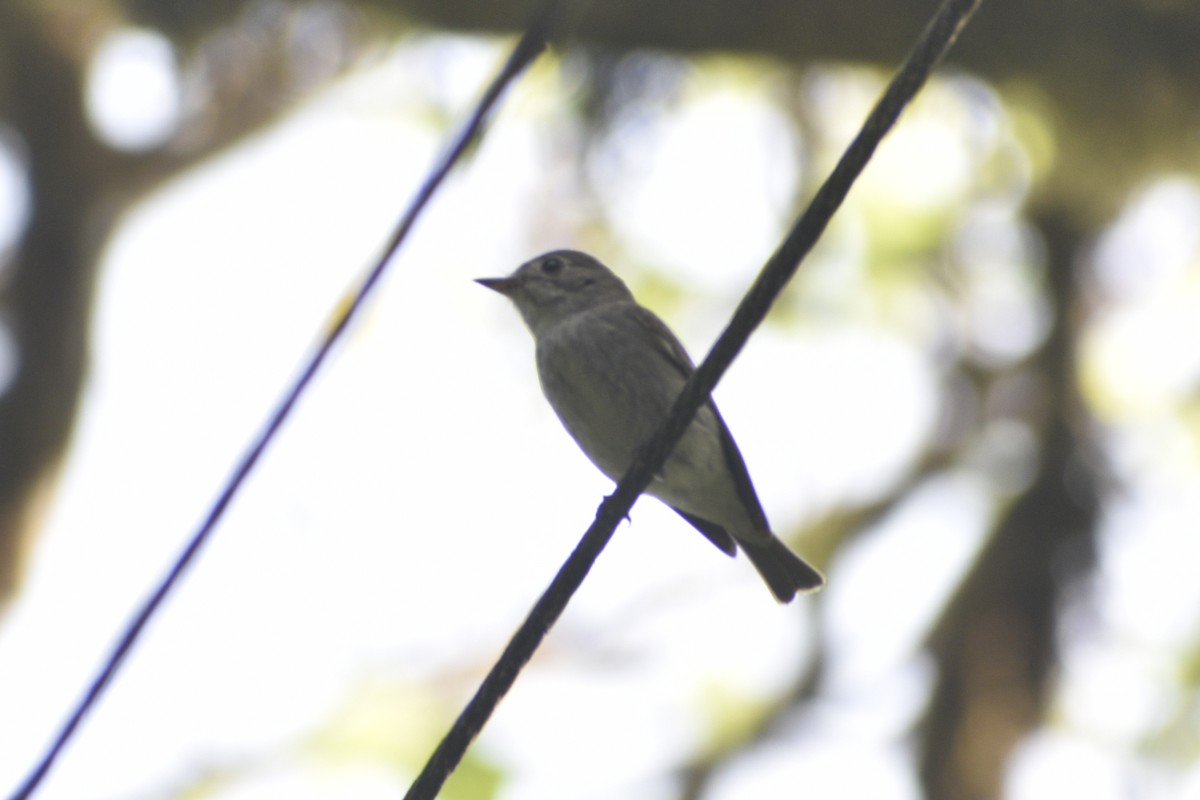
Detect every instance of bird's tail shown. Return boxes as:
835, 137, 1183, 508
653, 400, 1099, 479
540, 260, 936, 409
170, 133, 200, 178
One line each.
742, 536, 824, 603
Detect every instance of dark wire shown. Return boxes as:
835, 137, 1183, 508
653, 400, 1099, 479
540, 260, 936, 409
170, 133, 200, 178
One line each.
401, 0, 984, 798
6, 4, 564, 798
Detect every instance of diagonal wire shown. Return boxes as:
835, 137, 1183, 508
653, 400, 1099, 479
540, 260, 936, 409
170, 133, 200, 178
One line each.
6, 4, 566, 799
401, 0, 984, 797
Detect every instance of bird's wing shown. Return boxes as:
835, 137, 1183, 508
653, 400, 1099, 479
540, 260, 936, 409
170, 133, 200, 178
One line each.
624, 304, 771, 533
622, 303, 698, 375
670, 508, 738, 556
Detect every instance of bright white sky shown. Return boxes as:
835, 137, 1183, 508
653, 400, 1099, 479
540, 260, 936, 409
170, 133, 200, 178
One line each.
1, 26, 1198, 800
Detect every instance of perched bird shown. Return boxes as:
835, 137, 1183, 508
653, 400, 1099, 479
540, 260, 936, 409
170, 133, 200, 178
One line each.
477, 250, 823, 602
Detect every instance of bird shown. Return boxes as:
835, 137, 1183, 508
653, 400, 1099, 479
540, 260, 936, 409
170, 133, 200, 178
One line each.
476, 249, 823, 602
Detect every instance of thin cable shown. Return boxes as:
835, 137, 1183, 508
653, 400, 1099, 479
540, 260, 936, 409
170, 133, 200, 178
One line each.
6, 6, 562, 798
401, 0, 983, 797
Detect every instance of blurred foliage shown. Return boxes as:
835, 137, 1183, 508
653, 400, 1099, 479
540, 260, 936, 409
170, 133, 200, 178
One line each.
2, 1, 1198, 799
389, 0, 1200, 222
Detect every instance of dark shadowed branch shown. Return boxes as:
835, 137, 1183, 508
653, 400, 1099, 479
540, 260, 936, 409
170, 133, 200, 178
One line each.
0, 3, 372, 613
918, 208, 1102, 799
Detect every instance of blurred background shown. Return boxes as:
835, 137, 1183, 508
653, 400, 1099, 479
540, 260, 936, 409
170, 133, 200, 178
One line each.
1, 1, 1199, 798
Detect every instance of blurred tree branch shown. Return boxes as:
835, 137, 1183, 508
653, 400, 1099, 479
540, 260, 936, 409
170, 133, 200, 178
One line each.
0, 0, 369, 607
0, 4, 113, 606
918, 209, 1101, 799
129, 0, 1200, 218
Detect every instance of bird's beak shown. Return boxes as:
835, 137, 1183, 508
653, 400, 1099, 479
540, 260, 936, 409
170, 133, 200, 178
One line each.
475, 277, 517, 296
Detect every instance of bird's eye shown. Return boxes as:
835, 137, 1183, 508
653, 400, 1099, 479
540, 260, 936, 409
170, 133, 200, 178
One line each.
541, 257, 563, 275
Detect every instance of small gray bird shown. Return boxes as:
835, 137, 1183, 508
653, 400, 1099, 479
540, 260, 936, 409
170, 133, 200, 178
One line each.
477, 250, 823, 603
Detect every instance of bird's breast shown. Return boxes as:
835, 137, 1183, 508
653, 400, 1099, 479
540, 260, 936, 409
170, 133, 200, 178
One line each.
534, 317, 670, 480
